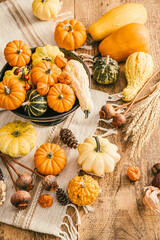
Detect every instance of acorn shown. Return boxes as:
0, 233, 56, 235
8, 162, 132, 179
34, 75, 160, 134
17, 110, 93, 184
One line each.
112, 113, 126, 128
99, 104, 116, 120
152, 163, 160, 175
16, 173, 32, 189
152, 173, 160, 188
11, 190, 31, 210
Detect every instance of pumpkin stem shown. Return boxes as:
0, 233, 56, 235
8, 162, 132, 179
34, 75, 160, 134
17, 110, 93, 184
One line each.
42, 57, 52, 62
47, 151, 53, 159
58, 94, 63, 100
42, 0, 46, 3
105, 55, 110, 65
21, 101, 30, 107
94, 136, 101, 152
63, 24, 73, 33
17, 49, 23, 55
46, 68, 52, 75
12, 130, 20, 137
4, 86, 11, 95
84, 110, 89, 119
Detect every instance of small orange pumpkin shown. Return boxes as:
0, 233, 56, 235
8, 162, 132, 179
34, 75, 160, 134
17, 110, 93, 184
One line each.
37, 82, 50, 96
34, 143, 67, 175
47, 83, 76, 113
4, 40, 31, 67
55, 55, 68, 68
0, 78, 26, 110
31, 61, 61, 87
58, 71, 73, 85
54, 19, 87, 50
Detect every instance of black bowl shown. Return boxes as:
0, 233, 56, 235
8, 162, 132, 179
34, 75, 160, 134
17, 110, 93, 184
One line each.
0, 48, 91, 126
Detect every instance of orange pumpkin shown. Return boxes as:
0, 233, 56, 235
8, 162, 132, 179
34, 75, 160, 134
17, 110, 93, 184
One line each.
37, 82, 50, 96
58, 71, 73, 85
34, 143, 67, 175
0, 78, 26, 110
55, 55, 68, 68
4, 40, 31, 67
47, 83, 76, 113
54, 19, 87, 50
31, 61, 61, 87
99, 23, 150, 62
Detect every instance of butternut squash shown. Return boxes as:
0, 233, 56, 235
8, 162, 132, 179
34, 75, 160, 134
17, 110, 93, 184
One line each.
99, 23, 150, 62
88, 3, 147, 41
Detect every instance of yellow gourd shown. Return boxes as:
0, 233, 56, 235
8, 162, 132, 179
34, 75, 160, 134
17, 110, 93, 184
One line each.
123, 52, 154, 102
88, 3, 147, 41
67, 175, 100, 206
64, 60, 94, 118
78, 136, 120, 176
0, 121, 37, 157
32, 0, 61, 21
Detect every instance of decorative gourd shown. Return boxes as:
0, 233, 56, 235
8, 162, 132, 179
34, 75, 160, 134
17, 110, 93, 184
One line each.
23, 89, 48, 117
78, 136, 120, 176
99, 23, 150, 62
0, 120, 37, 157
54, 19, 87, 51
67, 175, 100, 206
4, 40, 31, 67
88, 3, 147, 41
32, 44, 64, 66
32, 0, 61, 21
3, 66, 32, 86
0, 78, 26, 110
123, 52, 154, 102
93, 56, 120, 84
55, 55, 68, 68
34, 143, 67, 175
64, 60, 94, 118
47, 83, 75, 113
58, 71, 73, 85
31, 61, 61, 86
37, 82, 50, 96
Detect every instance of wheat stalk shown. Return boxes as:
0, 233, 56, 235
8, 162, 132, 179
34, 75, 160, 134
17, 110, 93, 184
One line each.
123, 83, 160, 158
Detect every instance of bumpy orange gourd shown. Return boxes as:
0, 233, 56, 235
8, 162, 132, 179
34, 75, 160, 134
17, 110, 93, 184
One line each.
67, 175, 100, 206
4, 40, 31, 67
31, 61, 61, 87
47, 83, 76, 113
99, 23, 150, 62
34, 143, 67, 176
0, 78, 26, 110
54, 19, 87, 50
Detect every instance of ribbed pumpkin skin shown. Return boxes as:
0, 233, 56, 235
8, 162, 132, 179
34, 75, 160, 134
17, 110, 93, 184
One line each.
88, 3, 147, 41
67, 175, 100, 206
24, 89, 48, 117
32, 44, 64, 66
0, 120, 37, 157
123, 52, 154, 101
99, 23, 150, 62
31, 61, 61, 86
93, 57, 120, 84
32, 0, 61, 21
34, 143, 67, 175
54, 19, 87, 51
4, 40, 31, 67
0, 78, 26, 110
47, 83, 76, 113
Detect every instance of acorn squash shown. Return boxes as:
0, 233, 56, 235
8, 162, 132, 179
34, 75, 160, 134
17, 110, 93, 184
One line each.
23, 89, 48, 117
93, 56, 120, 84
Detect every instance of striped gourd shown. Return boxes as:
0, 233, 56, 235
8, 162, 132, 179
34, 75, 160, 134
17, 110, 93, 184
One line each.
24, 89, 48, 117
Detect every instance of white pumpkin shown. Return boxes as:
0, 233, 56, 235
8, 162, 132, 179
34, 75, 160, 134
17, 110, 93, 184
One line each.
78, 136, 120, 176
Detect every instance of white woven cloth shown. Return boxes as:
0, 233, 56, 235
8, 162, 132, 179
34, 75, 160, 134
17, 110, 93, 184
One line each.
0, 1, 110, 239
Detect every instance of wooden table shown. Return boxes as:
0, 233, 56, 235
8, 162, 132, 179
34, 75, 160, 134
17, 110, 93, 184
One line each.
1, 0, 160, 239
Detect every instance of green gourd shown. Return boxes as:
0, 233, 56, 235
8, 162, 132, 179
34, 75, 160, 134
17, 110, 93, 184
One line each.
92, 56, 120, 84
23, 89, 48, 117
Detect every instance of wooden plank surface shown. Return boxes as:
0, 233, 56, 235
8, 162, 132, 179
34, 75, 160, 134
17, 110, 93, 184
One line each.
0, 0, 160, 239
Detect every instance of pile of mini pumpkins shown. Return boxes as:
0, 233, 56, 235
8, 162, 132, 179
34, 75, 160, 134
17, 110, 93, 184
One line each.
0, 40, 94, 118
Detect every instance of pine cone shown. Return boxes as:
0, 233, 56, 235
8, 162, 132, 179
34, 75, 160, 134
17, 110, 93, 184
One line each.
56, 188, 69, 206
60, 128, 78, 149
0, 169, 4, 181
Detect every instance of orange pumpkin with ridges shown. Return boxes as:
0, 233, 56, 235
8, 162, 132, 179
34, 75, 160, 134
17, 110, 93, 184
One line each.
4, 40, 31, 67
0, 78, 26, 110
31, 61, 61, 87
34, 143, 67, 176
47, 83, 76, 113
